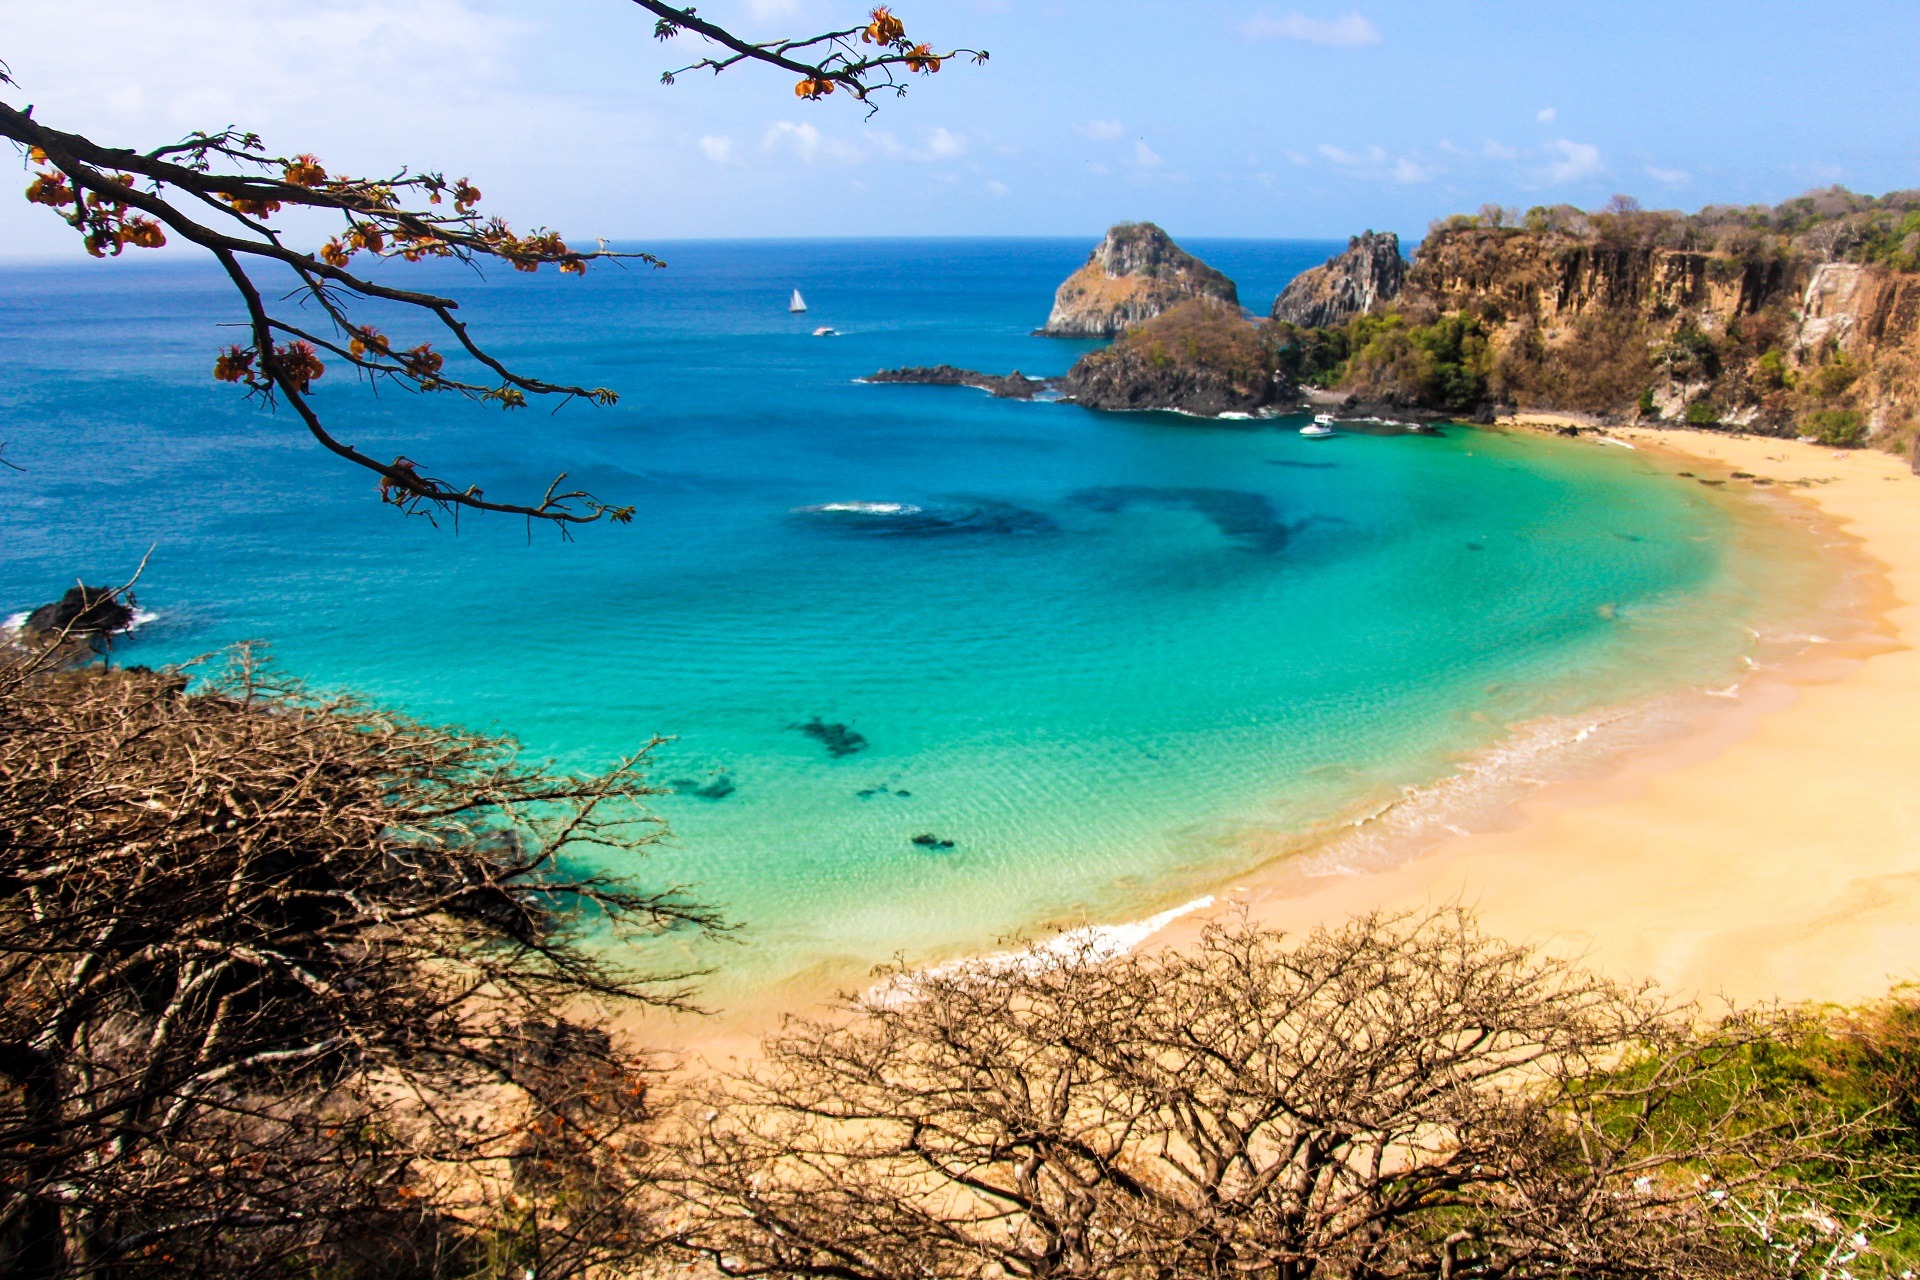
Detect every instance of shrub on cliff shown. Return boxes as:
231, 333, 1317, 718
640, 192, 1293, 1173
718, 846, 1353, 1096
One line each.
1805, 408, 1868, 447
1060, 300, 1282, 414
0, 644, 716, 1279
1302, 310, 1490, 412
669, 910, 1887, 1280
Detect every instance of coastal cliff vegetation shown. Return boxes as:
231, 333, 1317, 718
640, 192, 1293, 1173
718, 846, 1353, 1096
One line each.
1290, 188, 1920, 452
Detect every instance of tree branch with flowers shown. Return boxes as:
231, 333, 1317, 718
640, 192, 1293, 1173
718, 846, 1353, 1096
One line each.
0, 4, 983, 529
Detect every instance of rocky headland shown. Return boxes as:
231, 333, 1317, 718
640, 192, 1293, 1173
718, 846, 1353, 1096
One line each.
1057, 299, 1287, 415
1270, 231, 1407, 329
1280, 189, 1920, 456
862, 365, 1047, 399
22, 585, 134, 638
1037, 222, 1239, 338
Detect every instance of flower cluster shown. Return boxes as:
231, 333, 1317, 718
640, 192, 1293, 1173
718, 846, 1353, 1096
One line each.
212, 341, 324, 394
22, 150, 167, 257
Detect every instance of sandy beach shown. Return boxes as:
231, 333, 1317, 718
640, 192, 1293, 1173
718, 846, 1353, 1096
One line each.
1159, 424, 1920, 1009
658, 424, 1920, 1065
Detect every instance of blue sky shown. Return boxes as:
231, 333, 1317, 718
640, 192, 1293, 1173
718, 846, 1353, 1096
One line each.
2, 0, 1916, 257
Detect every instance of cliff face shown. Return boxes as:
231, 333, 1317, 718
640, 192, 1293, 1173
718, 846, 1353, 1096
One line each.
1059, 299, 1285, 415
1271, 232, 1406, 328
1039, 223, 1240, 338
1304, 217, 1920, 447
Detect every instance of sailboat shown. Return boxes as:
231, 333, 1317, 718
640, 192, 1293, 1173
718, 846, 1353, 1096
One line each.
789, 288, 807, 313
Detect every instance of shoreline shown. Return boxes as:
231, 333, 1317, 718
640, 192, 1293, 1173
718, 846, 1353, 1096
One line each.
649, 424, 1920, 1063
1156, 424, 1920, 1007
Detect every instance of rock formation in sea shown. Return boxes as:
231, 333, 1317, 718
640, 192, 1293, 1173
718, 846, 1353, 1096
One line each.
1038, 222, 1240, 338
23, 585, 134, 638
863, 365, 1047, 399
1059, 299, 1289, 416
1269, 231, 1407, 329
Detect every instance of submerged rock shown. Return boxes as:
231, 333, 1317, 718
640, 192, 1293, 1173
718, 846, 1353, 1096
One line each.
1039, 223, 1239, 338
792, 717, 868, 758
669, 772, 737, 801
910, 832, 956, 850
24, 586, 135, 638
864, 365, 1050, 399
1270, 231, 1407, 329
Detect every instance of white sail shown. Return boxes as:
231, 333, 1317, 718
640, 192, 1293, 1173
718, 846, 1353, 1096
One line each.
789, 289, 807, 313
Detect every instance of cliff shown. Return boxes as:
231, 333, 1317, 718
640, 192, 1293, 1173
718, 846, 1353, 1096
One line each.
1290, 190, 1920, 452
1059, 299, 1286, 415
1039, 223, 1240, 338
1270, 231, 1407, 328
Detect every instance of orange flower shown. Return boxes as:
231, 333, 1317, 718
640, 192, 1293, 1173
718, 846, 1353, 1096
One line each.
118, 217, 166, 249
863, 6, 905, 44
794, 75, 836, 99
904, 43, 942, 73
401, 344, 444, 376
283, 155, 328, 188
24, 173, 74, 208
320, 238, 353, 268
453, 180, 482, 212
213, 345, 255, 383
274, 341, 325, 393
347, 327, 390, 359
225, 195, 282, 218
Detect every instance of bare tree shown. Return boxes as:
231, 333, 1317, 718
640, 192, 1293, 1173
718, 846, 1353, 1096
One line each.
670, 911, 1867, 1280
0, 637, 724, 1279
0, 5, 983, 527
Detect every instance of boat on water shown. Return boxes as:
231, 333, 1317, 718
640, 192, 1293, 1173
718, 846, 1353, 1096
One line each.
812, 326, 838, 337
1300, 414, 1337, 438
789, 288, 807, 313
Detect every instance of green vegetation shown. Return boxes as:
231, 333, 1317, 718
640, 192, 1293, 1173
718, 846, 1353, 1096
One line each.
1276, 310, 1490, 412
1805, 407, 1869, 447
1685, 400, 1722, 427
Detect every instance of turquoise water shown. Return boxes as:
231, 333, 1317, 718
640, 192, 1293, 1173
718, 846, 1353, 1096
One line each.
0, 240, 1814, 997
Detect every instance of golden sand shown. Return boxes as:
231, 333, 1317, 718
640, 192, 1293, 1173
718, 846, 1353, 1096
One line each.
1158, 425, 1920, 1008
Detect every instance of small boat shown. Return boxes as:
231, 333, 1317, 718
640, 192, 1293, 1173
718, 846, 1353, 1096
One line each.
1300, 414, 1337, 438
812, 326, 838, 337
789, 288, 807, 313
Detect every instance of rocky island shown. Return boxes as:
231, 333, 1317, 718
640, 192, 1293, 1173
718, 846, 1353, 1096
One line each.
871, 189, 1920, 458
1037, 222, 1239, 338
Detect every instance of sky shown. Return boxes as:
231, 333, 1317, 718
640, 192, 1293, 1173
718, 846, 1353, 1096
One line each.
1, 0, 1917, 257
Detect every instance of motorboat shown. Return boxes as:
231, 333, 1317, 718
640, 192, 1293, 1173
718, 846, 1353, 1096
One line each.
812, 326, 838, 337
1300, 414, 1337, 438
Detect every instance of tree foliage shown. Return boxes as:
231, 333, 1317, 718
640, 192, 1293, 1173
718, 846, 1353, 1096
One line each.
0, 638, 721, 1279
668, 911, 1873, 1280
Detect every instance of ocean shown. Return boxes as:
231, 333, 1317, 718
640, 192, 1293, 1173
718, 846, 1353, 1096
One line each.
0, 239, 1838, 1001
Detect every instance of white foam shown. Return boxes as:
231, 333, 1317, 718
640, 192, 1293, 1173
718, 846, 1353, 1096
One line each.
793, 501, 923, 516
1, 611, 25, 634
867, 895, 1216, 1007
1596, 436, 1637, 449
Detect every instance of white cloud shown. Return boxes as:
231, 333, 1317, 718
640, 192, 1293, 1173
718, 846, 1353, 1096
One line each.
1318, 143, 1387, 166
1242, 10, 1382, 45
698, 134, 735, 164
1645, 164, 1692, 186
747, 0, 806, 19
1134, 140, 1163, 167
924, 126, 968, 159
1077, 119, 1126, 141
1482, 140, 1517, 160
985, 179, 1010, 196
1391, 157, 1433, 183
1284, 150, 1310, 167
1537, 107, 1557, 124
1543, 139, 1602, 182
763, 120, 864, 165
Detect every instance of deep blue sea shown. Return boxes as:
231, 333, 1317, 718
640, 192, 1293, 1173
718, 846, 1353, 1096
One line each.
0, 239, 1830, 1000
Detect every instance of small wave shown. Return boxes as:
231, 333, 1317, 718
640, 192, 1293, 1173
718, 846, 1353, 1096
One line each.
1, 611, 25, 633
3, 607, 157, 635
868, 895, 1216, 1007
1596, 436, 1637, 449
793, 501, 924, 516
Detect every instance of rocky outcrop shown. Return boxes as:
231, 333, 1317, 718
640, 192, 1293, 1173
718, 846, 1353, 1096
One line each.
24, 586, 134, 638
1271, 231, 1406, 328
1058, 299, 1288, 415
863, 365, 1048, 399
1038, 223, 1239, 338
